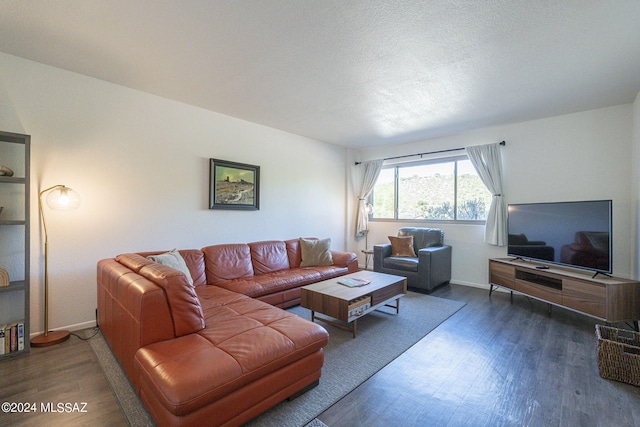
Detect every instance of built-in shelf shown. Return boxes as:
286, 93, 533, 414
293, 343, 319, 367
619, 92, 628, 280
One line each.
0, 280, 26, 294
0, 220, 26, 226
0, 131, 30, 358
0, 176, 26, 184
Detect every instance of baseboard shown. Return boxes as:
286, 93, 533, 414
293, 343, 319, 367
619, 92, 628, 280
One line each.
352, 273, 504, 293
452, 281, 513, 295
29, 320, 97, 339
450, 280, 490, 290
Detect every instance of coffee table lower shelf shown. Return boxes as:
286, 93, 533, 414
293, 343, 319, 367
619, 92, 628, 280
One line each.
309, 296, 402, 338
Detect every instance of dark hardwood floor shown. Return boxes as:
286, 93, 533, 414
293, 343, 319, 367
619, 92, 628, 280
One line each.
0, 329, 127, 427
318, 285, 640, 427
1, 284, 639, 426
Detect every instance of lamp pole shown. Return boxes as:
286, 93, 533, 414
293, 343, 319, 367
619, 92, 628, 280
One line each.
31, 185, 80, 347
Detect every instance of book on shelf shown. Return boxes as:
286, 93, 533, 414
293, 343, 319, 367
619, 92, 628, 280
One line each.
10, 323, 17, 352
4, 324, 10, 354
17, 321, 24, 351
0, 320, 25, 355
337, 277, 370, 287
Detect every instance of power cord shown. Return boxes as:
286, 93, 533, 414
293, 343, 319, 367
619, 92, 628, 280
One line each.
71, 326, 101, 341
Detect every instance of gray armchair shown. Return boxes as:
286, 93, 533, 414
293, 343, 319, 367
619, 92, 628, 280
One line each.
373, 227, 452, 293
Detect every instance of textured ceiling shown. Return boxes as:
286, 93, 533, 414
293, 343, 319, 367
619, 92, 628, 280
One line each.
1, 1, 639, 148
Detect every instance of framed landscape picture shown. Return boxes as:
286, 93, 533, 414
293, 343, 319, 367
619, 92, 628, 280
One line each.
209, 159, 260, 210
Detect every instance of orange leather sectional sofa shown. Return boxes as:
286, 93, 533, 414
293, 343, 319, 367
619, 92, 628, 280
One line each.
97, 238, 358, 426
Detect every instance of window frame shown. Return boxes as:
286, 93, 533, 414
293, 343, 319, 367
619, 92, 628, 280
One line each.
370, 155, 488, 224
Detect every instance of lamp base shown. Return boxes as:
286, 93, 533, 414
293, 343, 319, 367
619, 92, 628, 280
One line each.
31, 330, 71, 347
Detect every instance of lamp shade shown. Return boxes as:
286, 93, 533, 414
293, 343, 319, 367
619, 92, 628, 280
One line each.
45, 186, 81, 210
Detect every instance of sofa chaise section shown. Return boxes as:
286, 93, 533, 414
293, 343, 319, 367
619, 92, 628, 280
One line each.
135, 286, 328, 426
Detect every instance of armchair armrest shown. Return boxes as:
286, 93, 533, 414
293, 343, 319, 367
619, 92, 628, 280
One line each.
417, 245, 452, 265
417, 245, 452, 290
373, 244, 392, 271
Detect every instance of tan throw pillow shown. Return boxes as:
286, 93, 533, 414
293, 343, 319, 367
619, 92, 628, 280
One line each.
147, 249, 194, 286
388, 236, 417, 257
300, 238, 333, 267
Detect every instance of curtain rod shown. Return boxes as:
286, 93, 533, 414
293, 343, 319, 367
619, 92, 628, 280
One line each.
355, 140, 505, 165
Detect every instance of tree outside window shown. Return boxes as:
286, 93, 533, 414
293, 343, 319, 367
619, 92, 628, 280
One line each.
371, 157, 491, 222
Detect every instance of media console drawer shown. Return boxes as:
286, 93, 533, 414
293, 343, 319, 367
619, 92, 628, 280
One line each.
488, 258, 640, 323
489, 260, 514, 288
562, 279, 606, 318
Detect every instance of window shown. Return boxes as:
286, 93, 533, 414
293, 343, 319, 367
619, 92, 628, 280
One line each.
371, 156, 491, 221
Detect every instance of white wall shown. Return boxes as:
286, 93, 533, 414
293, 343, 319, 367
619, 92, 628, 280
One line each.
350, 104, 636, 286
2, 49, 636, 333
633, 91, 640, 278
0, 52, 347, 334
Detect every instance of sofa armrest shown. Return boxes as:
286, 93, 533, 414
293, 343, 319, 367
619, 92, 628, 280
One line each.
97, 255, 206, 389
331, 250, 359, 273
97, 258, 176, 387
115, 253, 205, 337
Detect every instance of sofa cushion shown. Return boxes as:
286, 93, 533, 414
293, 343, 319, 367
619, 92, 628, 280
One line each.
138, 263, 205, 337
206, 265, 349, 300
300, 238, 333, 267
178, 250, 207, 287
285, 238, 304, 268
249, 240, 290, 275
306, 265, 350, 280
147, 249, 194, 286
388, 235, 417, 257
203, 244, 254, 284
212, 269, 321, 298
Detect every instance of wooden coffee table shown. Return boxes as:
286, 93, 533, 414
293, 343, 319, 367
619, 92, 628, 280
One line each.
301, 270, 407, 338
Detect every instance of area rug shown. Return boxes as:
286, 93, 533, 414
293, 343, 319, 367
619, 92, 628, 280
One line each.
89, 291, 464, 427
246, 291, 465, 427
88, 330, 155, 427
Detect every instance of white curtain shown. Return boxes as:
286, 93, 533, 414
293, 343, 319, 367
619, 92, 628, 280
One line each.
355, 159, 384, 237
465, 143, 507, 246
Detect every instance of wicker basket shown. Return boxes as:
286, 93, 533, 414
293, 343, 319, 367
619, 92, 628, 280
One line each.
596, 324, 640, 386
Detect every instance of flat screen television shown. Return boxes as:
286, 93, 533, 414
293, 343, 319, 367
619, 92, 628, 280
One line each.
507, 200, 612, 274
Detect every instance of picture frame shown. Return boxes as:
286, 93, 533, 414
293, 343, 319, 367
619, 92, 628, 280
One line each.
209, 158, 260, 210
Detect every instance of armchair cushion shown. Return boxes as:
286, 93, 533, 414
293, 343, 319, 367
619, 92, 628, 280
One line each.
383, 256, 419, 272
388, 235, 417, 257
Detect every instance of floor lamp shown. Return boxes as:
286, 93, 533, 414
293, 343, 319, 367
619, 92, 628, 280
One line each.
364, 202, 373, 249
31, 185, 81, 347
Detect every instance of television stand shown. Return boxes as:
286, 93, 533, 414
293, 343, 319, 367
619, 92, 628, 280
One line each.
489, 258, 640, 328
591, 271, 612, 279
